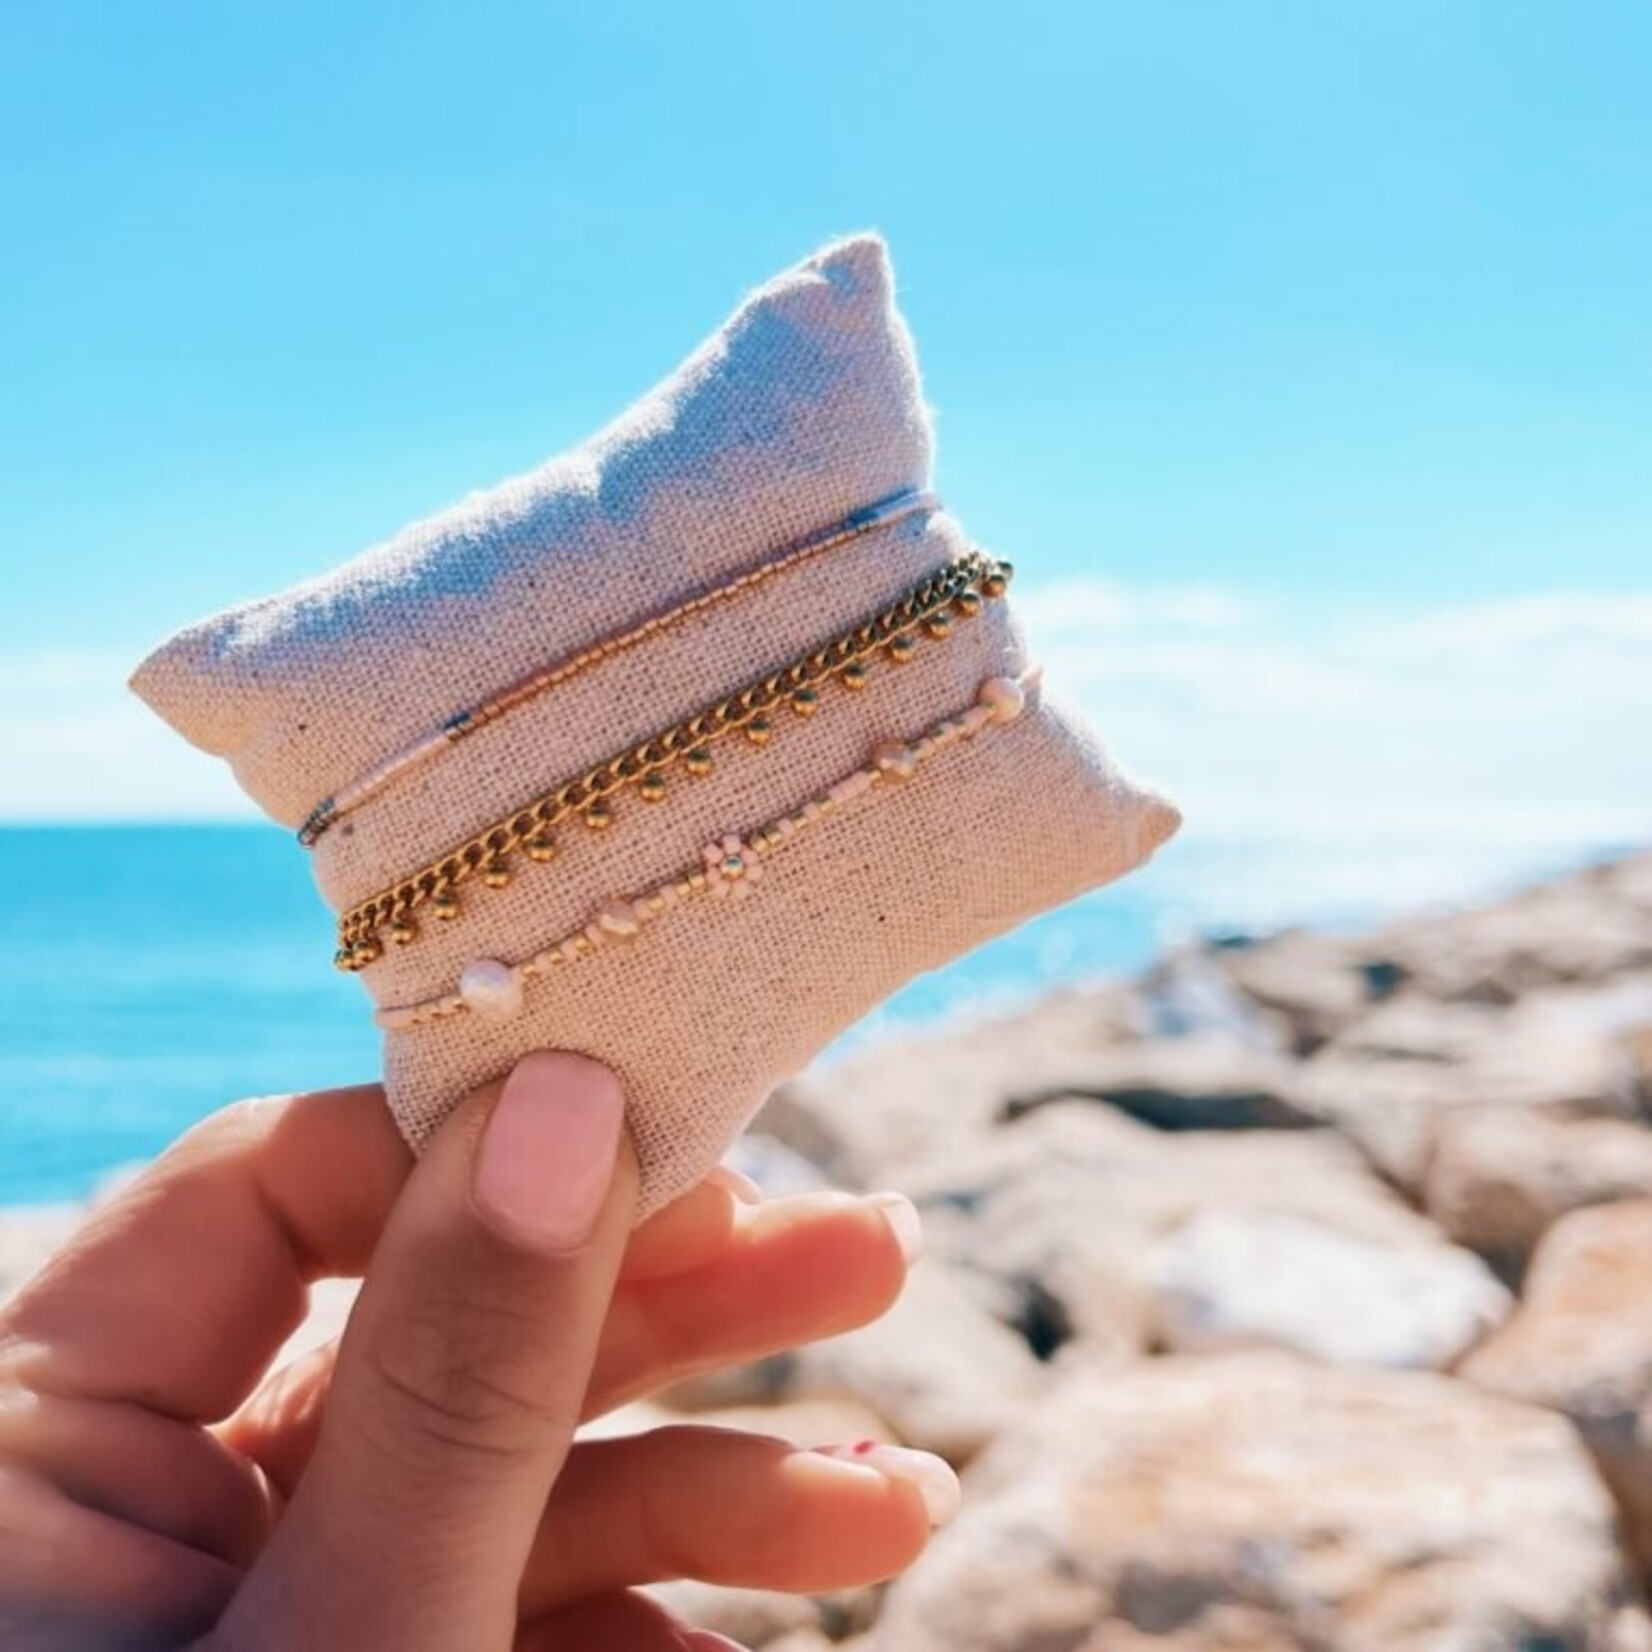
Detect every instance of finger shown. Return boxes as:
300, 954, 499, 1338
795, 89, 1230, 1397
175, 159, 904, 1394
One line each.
515, 1589, 740, 1652
591, 1189, 919, 1410
1, 1083, 410, 1422
520, 1424, 957, 1611
2, 1083, 749, 1429
221, 1052, 637, 1650
0, 1389, 271, 1567
0, 1468, 239, 1643
620, 1173, 744, 1284
228, 1187, 918, 1498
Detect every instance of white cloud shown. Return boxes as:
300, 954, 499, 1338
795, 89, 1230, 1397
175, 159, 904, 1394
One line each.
0, 650, 250, 820
3, 590, 1648, 930
1020, 578, 1652, 919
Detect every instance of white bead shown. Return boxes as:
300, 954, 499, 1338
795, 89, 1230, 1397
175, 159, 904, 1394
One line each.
457, 957, 525, 1023
979, 675, 1026, 723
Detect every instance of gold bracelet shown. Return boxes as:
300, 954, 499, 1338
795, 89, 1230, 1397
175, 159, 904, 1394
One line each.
334, 550, 1013, 970
300, 489, 940, 846
372, 665, 1041, 1031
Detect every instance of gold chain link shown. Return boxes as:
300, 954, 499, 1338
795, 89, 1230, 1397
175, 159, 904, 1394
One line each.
334, 550, 1010, 968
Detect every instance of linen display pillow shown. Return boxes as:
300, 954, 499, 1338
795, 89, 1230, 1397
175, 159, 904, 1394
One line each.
131, 235, 1181, 1218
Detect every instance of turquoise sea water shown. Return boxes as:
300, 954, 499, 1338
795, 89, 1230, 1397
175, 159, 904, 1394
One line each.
4, 822, 1629, 1204
0, 824, 1187, 1203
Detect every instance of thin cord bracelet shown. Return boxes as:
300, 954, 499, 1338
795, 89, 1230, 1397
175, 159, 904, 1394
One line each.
299, 487, 941, 848
372, 664, 1042, 1031
333, 548, 1014, 969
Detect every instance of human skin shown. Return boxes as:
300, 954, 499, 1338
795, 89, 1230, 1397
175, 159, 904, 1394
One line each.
0, 1052, 954, 1650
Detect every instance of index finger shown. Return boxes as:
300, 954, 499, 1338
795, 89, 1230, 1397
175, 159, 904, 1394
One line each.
0, 1084, 411, 1423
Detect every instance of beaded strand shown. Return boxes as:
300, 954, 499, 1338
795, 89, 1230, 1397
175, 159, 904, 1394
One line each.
333, 548, 1013, 970
373, 666, 1041, 1032
299, 488, 940, 847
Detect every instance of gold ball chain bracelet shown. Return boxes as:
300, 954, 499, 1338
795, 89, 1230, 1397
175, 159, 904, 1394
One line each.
334, 550, 1013, 971
372, 664, 1041, 1032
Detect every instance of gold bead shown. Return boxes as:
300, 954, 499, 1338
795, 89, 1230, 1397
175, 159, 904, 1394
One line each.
982, 562, 1013, 598
584, 800, 614, 829
352, 937, 384, 967
954, 588, 984, 619
924, 610, 954, 640
334, 946, 358, 972
481, 857, 511, 888
525, 832, 558, 862
839, 661, 870, 691
684, 747, 713, 777
389, 916, 417, 946
790, 686, 821, 717
639, 772, 667, 803
433, 889, 461, 920
887, 634, 918, 665
745, 716, 774, 747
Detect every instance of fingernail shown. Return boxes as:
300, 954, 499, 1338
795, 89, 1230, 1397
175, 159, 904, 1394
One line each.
705, 1162, 764, 1205
867, 1190, 924, 1264
473, 1052, 625, 1253
816, 1439, 962, 1527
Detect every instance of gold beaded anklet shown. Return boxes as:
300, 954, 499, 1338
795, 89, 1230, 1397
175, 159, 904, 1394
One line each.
334, 549, 1013, 970
299, 488, 941, 847
372, 666, 1041, 1031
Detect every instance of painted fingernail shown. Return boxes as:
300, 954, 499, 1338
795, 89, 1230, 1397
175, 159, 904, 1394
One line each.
817, 1439, 962, 1527
705, 1162, 764, 1205
867, 1190, 924, 1264
473, 1052, 625, 1253
679, 1633, 751, 1652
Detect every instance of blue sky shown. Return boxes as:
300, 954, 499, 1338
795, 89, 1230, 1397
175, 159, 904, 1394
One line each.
2, 3, 1648, 915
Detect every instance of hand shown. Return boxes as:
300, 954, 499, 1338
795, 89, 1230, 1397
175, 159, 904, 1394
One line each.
0, 1052, 952, 1649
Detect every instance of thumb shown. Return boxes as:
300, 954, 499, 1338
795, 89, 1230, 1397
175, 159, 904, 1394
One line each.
220, 1052, 637, 1651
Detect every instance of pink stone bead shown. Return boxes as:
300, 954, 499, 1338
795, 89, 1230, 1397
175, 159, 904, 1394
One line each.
597, 899, 642, 938
873, 740, 917, 780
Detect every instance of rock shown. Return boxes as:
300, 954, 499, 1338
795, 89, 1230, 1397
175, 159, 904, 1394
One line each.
1000, 1035, 1318, 1134
1295, 978, 1652, 1190
887, 1102, 1459, 1385
1462, 1200, 1652, 1576
1130, 946, 1292, 1049
662, 1263, 1045, 1464
1147, 1208, 1510, 1368
758, 983, 1141, 1185
1371, 856, 1652, 1004
873, 1353, 1650, 1651
1427, 1111, 1652, 1273
1213, 929, 1399, 1053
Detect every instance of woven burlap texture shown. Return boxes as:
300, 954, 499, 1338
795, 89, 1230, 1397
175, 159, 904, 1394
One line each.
130, 234, 1181, 1217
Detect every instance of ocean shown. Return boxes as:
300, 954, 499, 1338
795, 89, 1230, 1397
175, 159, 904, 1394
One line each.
2, 822, 1627, 1204
0, 824, 1186, 1204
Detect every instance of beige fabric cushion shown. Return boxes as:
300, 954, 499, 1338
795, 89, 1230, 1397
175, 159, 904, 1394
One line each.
131, 235, 1180, 1217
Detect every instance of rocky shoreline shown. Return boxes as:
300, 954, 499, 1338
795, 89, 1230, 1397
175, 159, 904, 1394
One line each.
672, 847, 1652, 1649
6, 849, 1652, 1648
